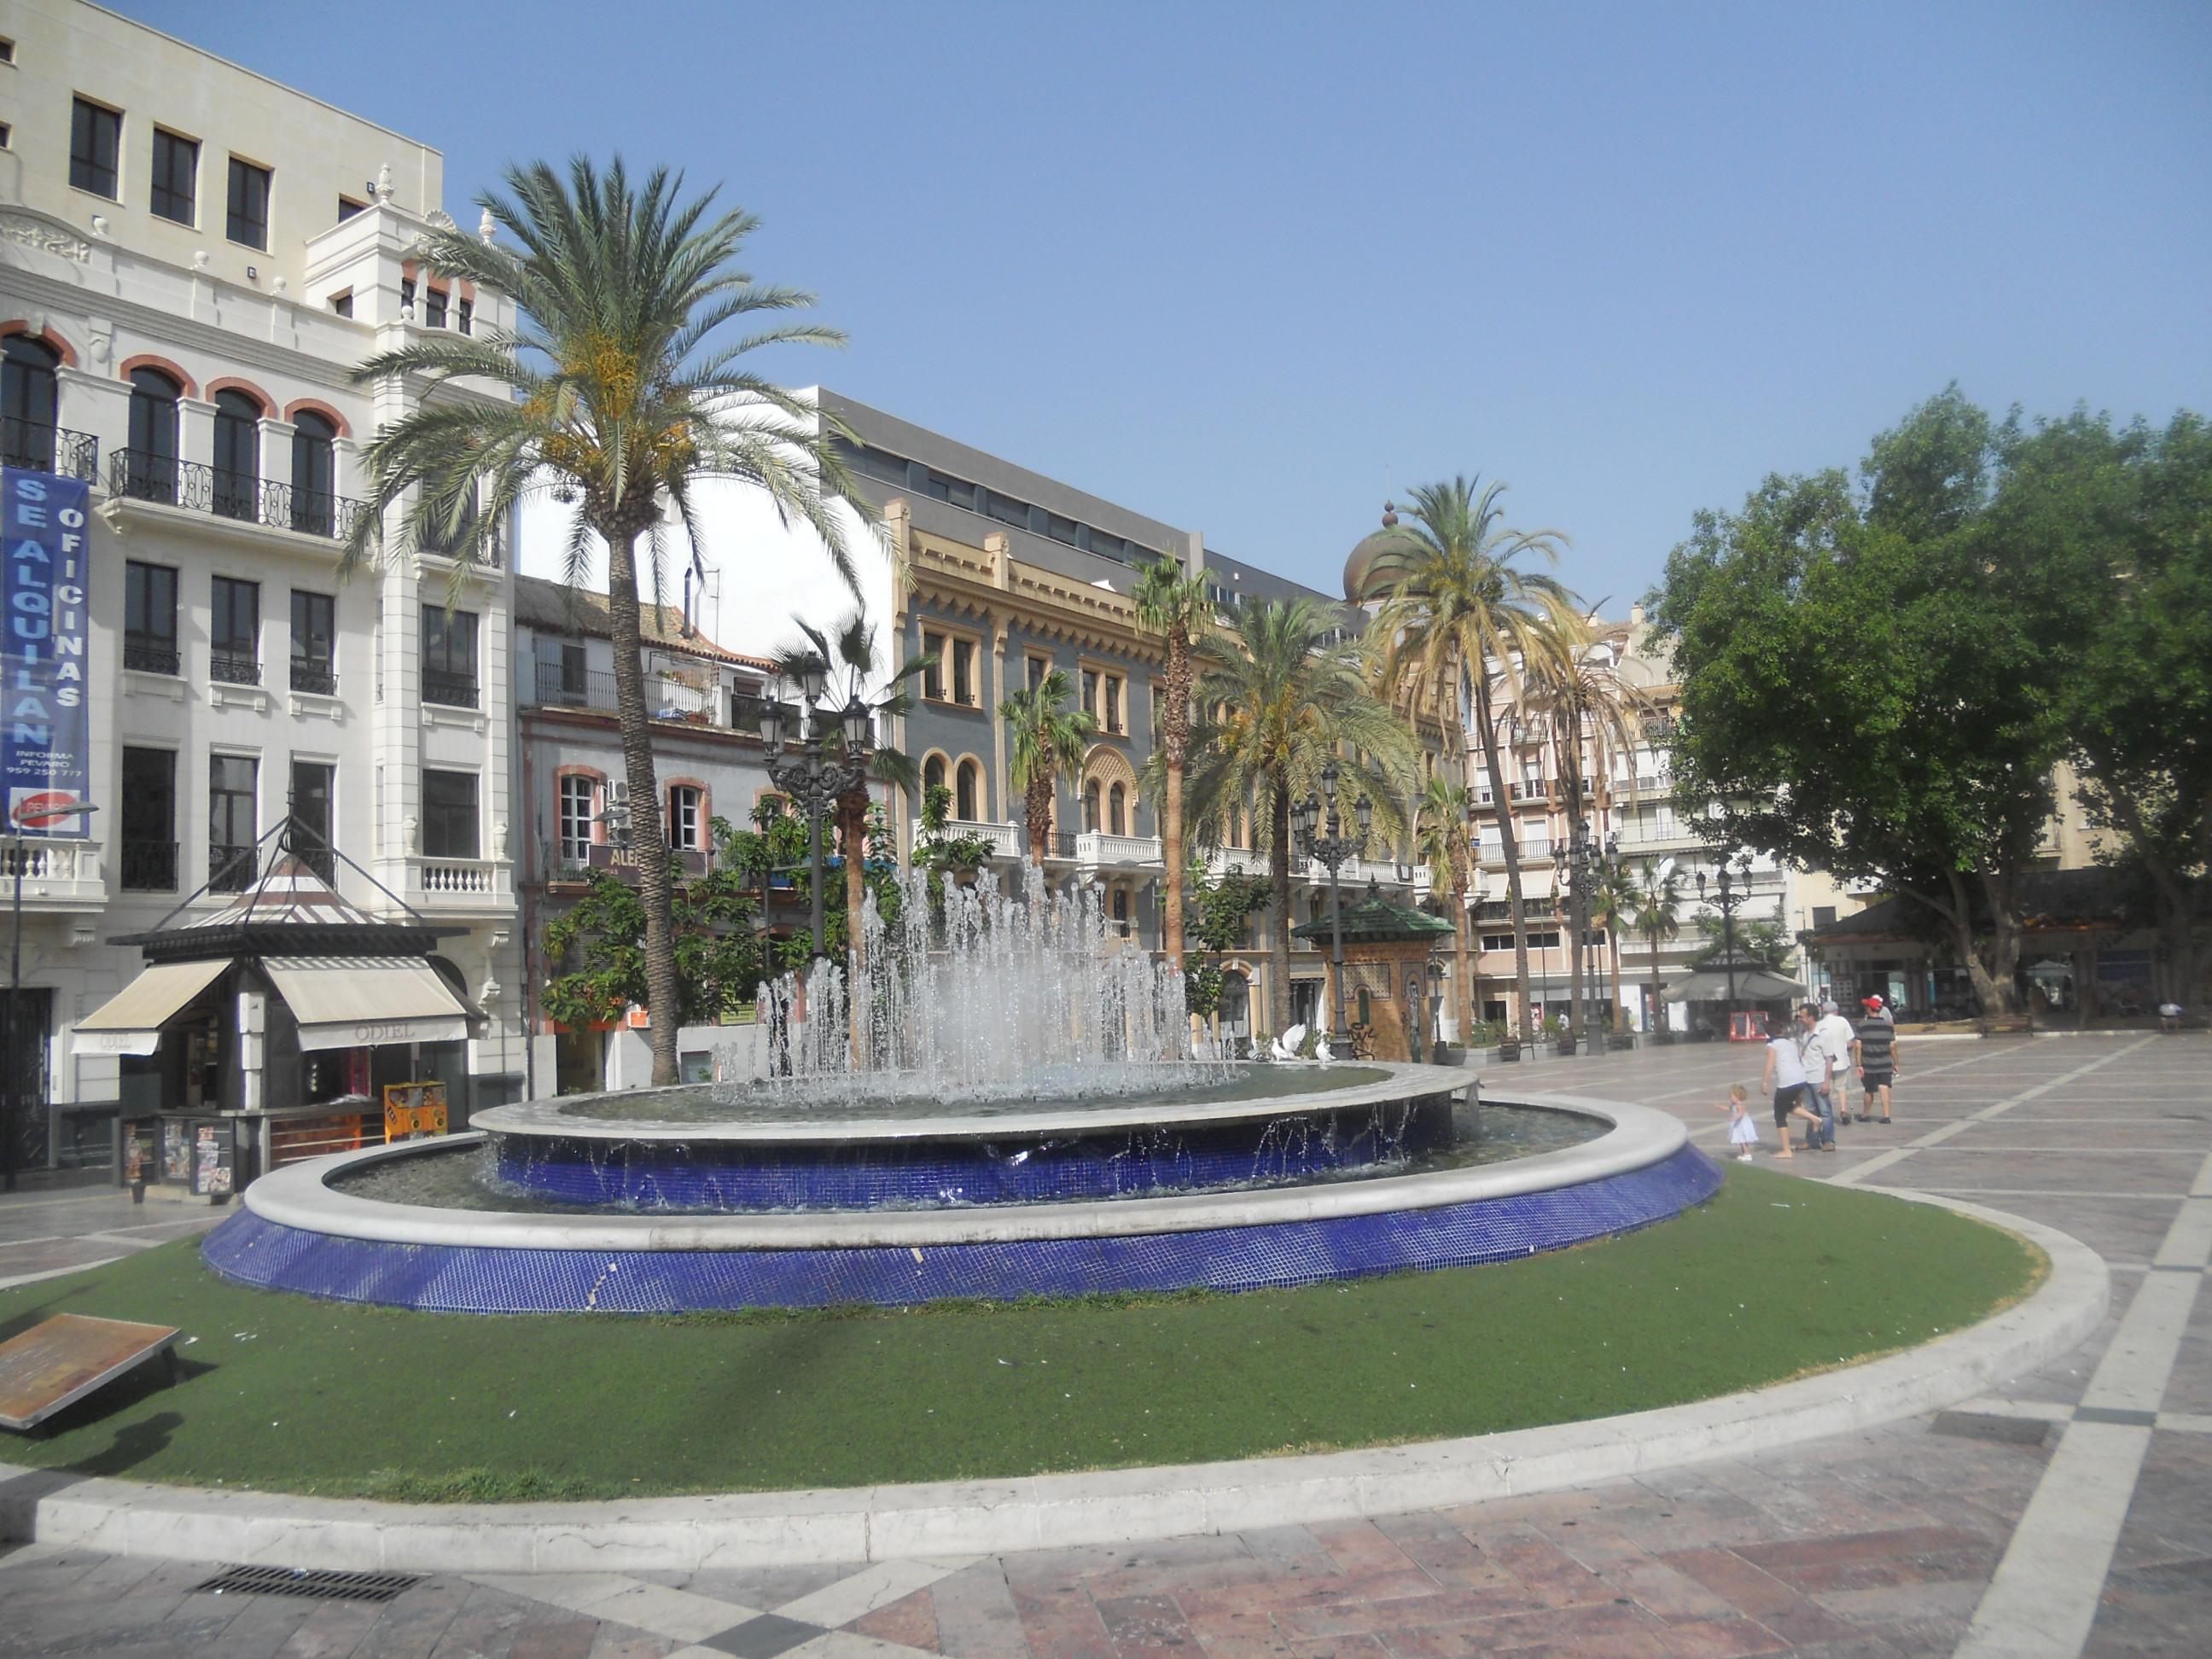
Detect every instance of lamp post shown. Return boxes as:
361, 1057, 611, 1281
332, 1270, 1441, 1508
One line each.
1295, 760, 1370, 1046
1697, 850, 1757, 1040
3, 799, 96, 1193
760, 666, 873, 960
1551, 819, 1618, 1054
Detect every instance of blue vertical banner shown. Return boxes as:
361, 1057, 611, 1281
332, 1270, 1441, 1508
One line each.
0, 469, 92, 835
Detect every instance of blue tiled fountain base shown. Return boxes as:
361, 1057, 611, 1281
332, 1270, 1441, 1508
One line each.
493, 1096, 1457, 1211
202, 1144, 1724, 1313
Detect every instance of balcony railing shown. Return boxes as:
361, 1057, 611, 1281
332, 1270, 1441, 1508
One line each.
1, 416, 98, 482
209, 651, 259, 686
108, 451, 369, 542
523, 660, 720, 723
1044, 830, 1080, 859
289, 660, 337, 696
210, 844, 256, 893
119, 839, 178, 892
929, 818, 1022, 860
1076, 830, 1163, 868
124, 639, 180, 676
422, 668, 480, 709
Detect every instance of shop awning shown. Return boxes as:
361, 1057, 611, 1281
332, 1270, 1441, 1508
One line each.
73, 959, 230, 1056
1663, 966, 1810, 1004
263, 957, 472, 1051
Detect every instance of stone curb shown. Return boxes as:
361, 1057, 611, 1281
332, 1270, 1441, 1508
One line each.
0, 1193, 2104, 1573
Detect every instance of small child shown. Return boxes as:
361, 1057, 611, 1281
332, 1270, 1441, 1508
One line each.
1722, 1083, 1759, 1161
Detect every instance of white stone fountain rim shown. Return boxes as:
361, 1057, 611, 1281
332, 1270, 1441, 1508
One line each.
471, 1060, 1470, 1144
242, 1089, 1687, 1251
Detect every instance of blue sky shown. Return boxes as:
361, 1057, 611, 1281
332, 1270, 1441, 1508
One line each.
121, 1, 2212, 608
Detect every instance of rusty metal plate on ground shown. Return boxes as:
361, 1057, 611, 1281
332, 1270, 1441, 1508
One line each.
0, 1313, 180, 1431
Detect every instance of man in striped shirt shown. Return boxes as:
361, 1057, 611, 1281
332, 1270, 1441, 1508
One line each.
1854, 994, 1901, 1124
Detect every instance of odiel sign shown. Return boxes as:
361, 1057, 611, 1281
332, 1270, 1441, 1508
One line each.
0, 470, 91, 833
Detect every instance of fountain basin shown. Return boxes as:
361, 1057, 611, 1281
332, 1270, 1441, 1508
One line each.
201, 1081, 1722, 1313
471, 1062, 1464, 1210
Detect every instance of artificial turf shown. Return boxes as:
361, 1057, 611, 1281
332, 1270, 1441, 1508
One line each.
0, 1166, 2042, 1502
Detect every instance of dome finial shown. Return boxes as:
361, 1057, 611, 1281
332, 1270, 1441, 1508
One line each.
1381, 501, 1397, 527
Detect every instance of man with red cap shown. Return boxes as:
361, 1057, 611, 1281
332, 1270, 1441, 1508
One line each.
1854, 993, 1901, 1124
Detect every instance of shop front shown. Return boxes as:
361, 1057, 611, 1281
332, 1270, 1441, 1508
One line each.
75, 851, 479, 1196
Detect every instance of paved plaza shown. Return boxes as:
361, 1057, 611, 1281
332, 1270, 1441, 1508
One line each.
2, 1034, 2205, 1657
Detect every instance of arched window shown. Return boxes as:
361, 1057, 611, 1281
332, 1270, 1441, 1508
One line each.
1083, 779, 1102, 834
955, 759, 981, 823
289, 410, 336, 536
212, 388, 262, 521
923, 753, 947, 800
1109, 782, 1126, 837
125, 367, 181, 502
1, 336, 60, 471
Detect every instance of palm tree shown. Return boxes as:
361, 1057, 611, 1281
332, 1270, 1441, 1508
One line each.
1366, 478, 1575, 1044
343, 157, 870, 1086
1183, 599, 1417, 1033
1001, 670, 1096, 865
1627, 859, 1686, 1035
1133, 556, 1214, 968
1522, 614, 1652, 1038
1584, 858, 1639, 1034
1413, 775, 1476, 1043
775, 611, 930, 969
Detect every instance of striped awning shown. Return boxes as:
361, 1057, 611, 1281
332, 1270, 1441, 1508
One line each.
262, 957, 473, 1051
73, 959, 230, 1057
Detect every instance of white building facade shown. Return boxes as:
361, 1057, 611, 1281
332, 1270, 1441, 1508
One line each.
0, 1, 527, 1172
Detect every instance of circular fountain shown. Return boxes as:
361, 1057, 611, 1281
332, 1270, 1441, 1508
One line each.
203, 870, 1720, 1313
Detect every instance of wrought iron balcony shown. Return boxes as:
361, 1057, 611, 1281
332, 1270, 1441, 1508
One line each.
0, 416, 97, 482
124, 639, 181, 676
422, 668, 480, 709
108, 450, 369, 542
289, 660, 337, 696
209, 844, 256, 893
209, 651, 259, 686
119, 839, 178, 892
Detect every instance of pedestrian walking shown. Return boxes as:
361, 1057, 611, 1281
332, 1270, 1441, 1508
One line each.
1761, 1016, 1824, 1157
1808, 998, 1857, 1149
1854, 994, 1901, 1123
1720, 1082, 1761, 1161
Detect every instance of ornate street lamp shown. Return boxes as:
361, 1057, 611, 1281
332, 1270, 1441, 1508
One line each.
1553, 818, 1619, 1053
1296, 760, 1370, 1045
1696, 849, 1759, 1039
761, 672, 874, 960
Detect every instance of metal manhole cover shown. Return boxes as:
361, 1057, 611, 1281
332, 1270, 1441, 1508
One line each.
192, 1565, 423, 1603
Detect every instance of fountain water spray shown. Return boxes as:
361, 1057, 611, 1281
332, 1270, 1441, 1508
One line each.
739, 863, 1219, 1107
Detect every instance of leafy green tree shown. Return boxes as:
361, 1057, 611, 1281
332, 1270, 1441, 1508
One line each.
1648, 388, 2063, 1017
1691, 911, 1794, 972
1413, 776, 1476, 1040
542, 818, 764, 1032
1133, 556, 1214, 967
344, 157, 870, 1086
1584, 857, 1640, 1033
999, 669, 1097, 864
1987, 409, 2212, 1008
1183, 598, 1418, 1032
1366, 478, 1576, 1042
1179, 859, 1274, 1019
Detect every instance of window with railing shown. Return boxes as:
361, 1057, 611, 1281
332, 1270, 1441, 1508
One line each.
421, 604, 479, 707
210, 575, 259, 684
289, 411, 338, 537
290, 590, 335, 693
557, 774, 597, 864
212, 388, 261, 521
125, 561, 179, 675
125, 367, 180, 503
208, 754, 257, 893
120, 748, 176, 892
2, 336, 98, 481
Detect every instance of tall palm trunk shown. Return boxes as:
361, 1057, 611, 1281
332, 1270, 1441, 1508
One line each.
1608, 929, 1624, 1033
1647, 926, 1665, 1034
1474, 678, 1534, 1043
1447, 713, 1474, 1045
602, 524, 677, 1086
1026, 778, 1051, 868
1267, 773, 1294, 1034
839, 785, 869, 969
1161, 626, 1191, 967
1559, 748, 1586, 1043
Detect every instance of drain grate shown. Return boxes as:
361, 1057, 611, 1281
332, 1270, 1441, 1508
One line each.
192, 1565, 423, 1603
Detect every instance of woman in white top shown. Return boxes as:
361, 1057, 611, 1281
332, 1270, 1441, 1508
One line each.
1760, 1019, 1824, 1158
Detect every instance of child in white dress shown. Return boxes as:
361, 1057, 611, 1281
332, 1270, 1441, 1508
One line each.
1722, 1084, 1759, 1161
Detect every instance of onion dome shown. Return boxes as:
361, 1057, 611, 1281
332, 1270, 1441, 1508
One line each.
1343, 503, 1420, 603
